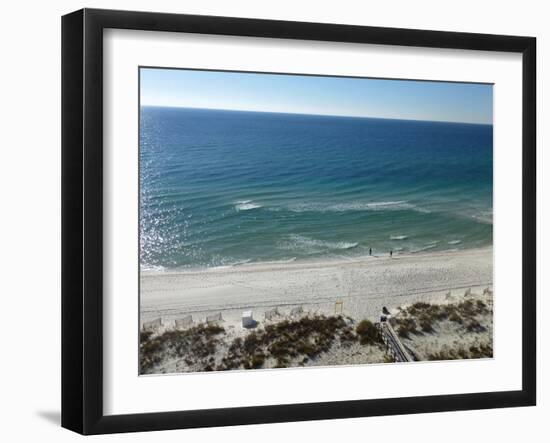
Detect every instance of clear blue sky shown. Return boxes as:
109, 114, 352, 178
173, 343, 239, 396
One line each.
140, 68, 493, 125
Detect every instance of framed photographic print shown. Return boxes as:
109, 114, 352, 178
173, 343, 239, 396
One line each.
61, 8, 536, 434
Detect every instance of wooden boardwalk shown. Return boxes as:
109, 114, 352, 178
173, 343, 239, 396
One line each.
377, 321, 413, 363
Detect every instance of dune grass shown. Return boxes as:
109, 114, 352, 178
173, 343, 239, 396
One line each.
140, 314, 386, 373
390, 297, 493, 360
140, 323, 225, 374
218, 315, 383, 370
392, 299, 490, 339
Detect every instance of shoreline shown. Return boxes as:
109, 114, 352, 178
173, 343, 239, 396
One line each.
140, 245, 493, 329
141, 244, 493, 277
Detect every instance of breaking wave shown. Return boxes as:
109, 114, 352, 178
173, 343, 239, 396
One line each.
472, 210, 493, 225
235, 200, 262, 211
390, 235, 408, 240
411, 242, 440, 253
283, 201, 431, 214
278, 234, 359, 255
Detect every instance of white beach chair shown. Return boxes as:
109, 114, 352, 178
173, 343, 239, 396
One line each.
142, 317, 162, 331
175, 315, 193, 329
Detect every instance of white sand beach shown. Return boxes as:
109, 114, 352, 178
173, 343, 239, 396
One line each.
140, 246, 493, 330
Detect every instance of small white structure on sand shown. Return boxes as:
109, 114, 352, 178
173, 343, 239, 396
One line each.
242, 310, 254, 328
206, 312, 223, 324
142, 317, 162, 331
175, 315, 193, 329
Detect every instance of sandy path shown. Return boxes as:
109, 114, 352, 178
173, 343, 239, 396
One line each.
140, 246, 493, 328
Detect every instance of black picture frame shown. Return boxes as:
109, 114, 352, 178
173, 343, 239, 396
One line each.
62, 8, 536, 435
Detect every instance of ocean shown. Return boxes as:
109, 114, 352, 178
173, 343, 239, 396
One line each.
140, 106, 493, 271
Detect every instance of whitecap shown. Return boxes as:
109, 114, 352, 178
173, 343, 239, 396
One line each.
472, 211, 493, 225
278, 234, 359, 253
235, 200, 262, 211
284, 200, 431, 214
448, 240, 462, 245
230, 259, 253, 266
209, 257, 253, 269
411, 243, 439, 253
140, 264, 166, 272
390, 235, 408, 240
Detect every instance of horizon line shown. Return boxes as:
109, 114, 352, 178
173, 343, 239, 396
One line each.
139, 104, 493, 126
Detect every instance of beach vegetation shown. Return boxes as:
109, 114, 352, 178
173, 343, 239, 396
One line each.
392, 296, 492, 339
476, 299, 489, 314
427, 342, 493, 361
216, 315, 382, 370
466, 320, 486, 333
395, 317, 418, 338
389, 295, 493, 362
469, 343, 493, 358
457, 299, 477, 317
262, 315, 348, 366
419, 315, 434, 333
449, 311, 463, 324
139, 323, 225, 374
140, 294, 493, 372
356, 320, 383, 345
140, 330, 153, 343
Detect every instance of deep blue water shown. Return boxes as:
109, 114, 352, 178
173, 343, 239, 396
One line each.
140, 107, 493, 270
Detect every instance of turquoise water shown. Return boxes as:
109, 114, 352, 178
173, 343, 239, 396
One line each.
140, 107, 493, 270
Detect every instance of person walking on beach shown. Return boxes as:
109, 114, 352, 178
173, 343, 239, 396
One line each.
390, 249, 393, 258
369, 247, 372, 256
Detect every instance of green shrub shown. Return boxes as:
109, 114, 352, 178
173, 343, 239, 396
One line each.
139, 323, 225, 374
396, 318, 418, 339
356, 320, 382, 345
250, 353, 265, 369
475, 299, 489, 314
458, 299, 476, 318
419, 315, 434, 333
449, 312, 463, 324
466, 320, 486, 333
140, 330, 153, 343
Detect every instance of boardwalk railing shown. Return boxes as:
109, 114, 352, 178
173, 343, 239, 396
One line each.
376, 321, 413, 363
